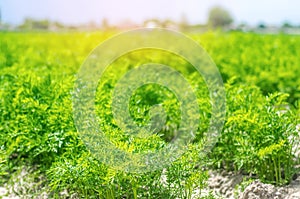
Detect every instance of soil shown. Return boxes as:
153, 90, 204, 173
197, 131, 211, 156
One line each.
197, 170, 300, 199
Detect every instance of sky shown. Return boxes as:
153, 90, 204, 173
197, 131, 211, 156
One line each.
1, 0, 300, 26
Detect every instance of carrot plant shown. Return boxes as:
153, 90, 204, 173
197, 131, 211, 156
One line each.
211, 79, 299, 185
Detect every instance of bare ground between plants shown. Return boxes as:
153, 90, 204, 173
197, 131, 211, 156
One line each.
0, 168, 299, 199
195, 169, 300, 199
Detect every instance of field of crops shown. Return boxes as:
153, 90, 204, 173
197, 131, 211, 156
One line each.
0, 31, 300, 198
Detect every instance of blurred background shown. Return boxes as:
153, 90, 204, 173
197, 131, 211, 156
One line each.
1, 0, 300, 33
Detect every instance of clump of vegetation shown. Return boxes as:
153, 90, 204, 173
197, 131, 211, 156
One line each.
212, 79, 299, 185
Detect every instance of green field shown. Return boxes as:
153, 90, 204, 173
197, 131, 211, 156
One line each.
0, 31, 300, 198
